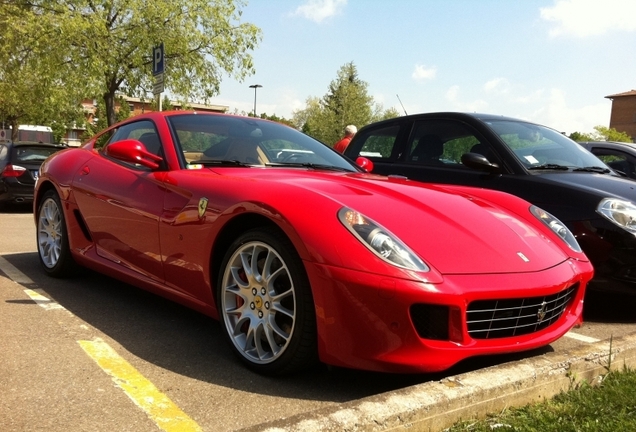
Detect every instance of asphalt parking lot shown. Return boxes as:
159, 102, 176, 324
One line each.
2, 206, 636, 431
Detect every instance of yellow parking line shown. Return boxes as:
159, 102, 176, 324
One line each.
79, 338, 201, 432
23, 288, 65, 310
0, 255, 34, 285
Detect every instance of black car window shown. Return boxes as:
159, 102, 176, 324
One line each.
486, 120, 607, 170
0, 144, 7, 161
593, 150, 633, 177
406, 120, 484, 167
355, 125, 400, 159
12, 146, 60, 162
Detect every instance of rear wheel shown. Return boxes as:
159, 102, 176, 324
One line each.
217, 227, 317, 375
36, 190, 76, 277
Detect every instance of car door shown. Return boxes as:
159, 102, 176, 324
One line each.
72, 120, 167, 282
352, 118, 510, 189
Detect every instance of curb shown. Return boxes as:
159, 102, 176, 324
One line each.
241, 332, 636, 431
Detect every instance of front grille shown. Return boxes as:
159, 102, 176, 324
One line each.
466, 284, 578, 339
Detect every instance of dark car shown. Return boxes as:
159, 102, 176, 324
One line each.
578, 141, 636, 179
0, 141, 66, 208
344, 112, 636, 294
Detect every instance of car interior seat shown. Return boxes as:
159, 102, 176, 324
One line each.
470, 143, 493, 162
137, 132, 162, 157
224, 137, 264, 164
410, 134, 445, 164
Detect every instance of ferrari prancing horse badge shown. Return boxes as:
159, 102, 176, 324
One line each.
198, 197, 208, 219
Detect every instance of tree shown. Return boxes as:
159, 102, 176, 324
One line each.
292, 62, 399, 145
85, 96, 132, 138
5, 0, 262, 127
592, 126, 632, 142
569, 126, 632, 143
0, 3, 85, 140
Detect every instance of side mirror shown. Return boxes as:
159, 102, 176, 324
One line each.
461, 152, 500, 174
356, 156, 374, 172
105, 139, 163, 170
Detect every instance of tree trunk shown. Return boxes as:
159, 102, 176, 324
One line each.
104, 92, 117, 127
10, 119, 19, 142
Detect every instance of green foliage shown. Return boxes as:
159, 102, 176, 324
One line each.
569, 131, 594, 142
3, 0, 262, 127
569, 126, 632, 143
84, 96, 132, 138
257, 112, 294, 127
593, 126, 632, 142
292, 62, 399, 146
0, 3, 86, 140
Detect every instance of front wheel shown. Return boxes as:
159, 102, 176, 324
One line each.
217, 227, 317, 375
36, 189, 76, 277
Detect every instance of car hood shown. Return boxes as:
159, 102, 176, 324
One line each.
213, 168, 574, 275
537, 172, 636, 201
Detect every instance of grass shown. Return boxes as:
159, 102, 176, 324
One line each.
446, 367, 636, 432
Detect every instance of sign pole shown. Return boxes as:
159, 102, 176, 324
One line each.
152, 43, 165, 111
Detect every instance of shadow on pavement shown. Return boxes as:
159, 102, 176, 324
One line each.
0, 252, 586, 405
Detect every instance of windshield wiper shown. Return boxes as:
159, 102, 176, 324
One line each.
189, 159, 252, 167
265, 162, 353, 172
527, 163, 570, 171
573, 166, 611, 174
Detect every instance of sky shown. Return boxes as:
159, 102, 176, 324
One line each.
212, 0, 636, 135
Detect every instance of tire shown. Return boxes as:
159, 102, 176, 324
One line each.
36, 189, 77, 278
217, 227, 317, 375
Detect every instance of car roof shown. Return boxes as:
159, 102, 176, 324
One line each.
357, 112, 540, 130
578, 141, 636, 154
2, 141, 66, 148
579, 141, 636, 147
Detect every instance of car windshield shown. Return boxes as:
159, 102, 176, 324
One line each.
168, 114, 357, 172
12, 146, 60, 162
485, 119, 612, 172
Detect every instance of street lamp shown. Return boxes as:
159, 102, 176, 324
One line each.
249, 84, 262, 117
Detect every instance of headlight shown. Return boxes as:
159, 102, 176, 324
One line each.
530, 205, 582, 252
338, 208, 429, 271
597, 198, 636, 235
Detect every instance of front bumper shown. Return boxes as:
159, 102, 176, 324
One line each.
306, 258, 593, 373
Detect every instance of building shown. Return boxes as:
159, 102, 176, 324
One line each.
64, 96, 228, 146
605, 90, 636, 140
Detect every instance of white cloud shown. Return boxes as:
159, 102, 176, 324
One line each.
291, 0, 347, 23
483, 78, 511, 94
530, 88, 610, 134
540, 0, 636, 37
444, 85, 488, 112
412, 64, 437, 81
445, 85, 460, 102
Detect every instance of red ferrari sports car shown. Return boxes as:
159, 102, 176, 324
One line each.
34, 111, 593, 375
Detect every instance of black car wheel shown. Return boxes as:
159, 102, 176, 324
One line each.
217, 227, 317, 375
36, 189, 76, 277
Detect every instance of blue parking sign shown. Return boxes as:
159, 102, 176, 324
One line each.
152, 43, 164, 76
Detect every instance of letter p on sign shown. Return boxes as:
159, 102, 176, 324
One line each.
153, 43, 164, 76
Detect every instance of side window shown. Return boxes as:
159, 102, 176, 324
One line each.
594, 151, 633, 177
407, 120, 488, 167
354, 125, 400, 159
94, 129, 116, 150
103, 120, 163, 169
0, 144, 8, 161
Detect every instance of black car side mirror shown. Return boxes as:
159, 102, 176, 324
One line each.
461, 152, 500, 174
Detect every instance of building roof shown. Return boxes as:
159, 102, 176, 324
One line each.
605, 90, 636, 99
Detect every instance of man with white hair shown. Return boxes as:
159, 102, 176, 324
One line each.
333, 124, 357, 153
